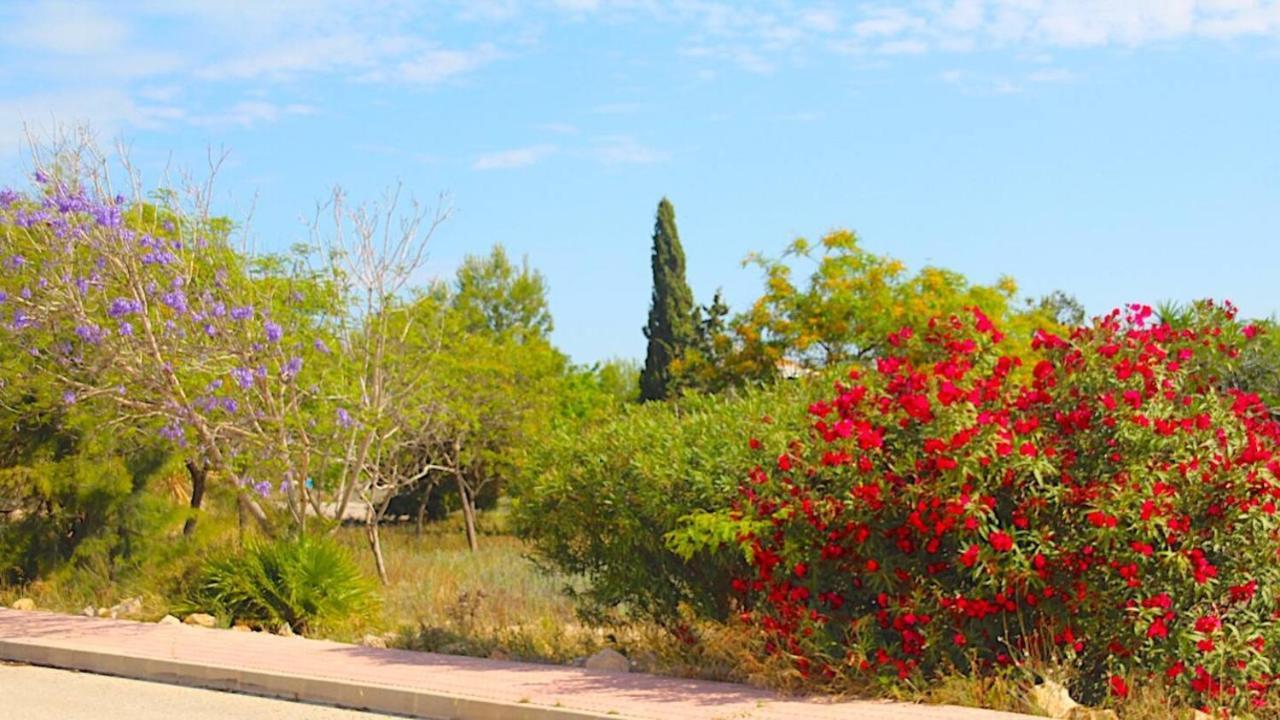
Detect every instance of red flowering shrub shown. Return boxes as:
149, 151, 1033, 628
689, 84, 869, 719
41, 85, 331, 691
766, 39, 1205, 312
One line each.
727, 302, 1280, 712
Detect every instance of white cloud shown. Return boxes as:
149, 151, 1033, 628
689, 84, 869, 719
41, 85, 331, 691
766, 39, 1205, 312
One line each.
473, 144, 557, 170
394, 44, 503, 85
590, 135, 668, 165
0, 89, 181, 158
6, 1, 130, 55
188, 101, 315, 129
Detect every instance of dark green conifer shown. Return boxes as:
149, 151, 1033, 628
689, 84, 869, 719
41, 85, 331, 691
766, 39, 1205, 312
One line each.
639, 198, 696, 402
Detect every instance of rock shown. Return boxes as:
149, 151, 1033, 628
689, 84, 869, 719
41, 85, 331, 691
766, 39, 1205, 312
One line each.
360, 633, 387, 649
1066, 710, 1117, 720
109, 597, 143, 618
81, 606, 96, 617
96, 607, 111, 618
158, 615, 181, 625
488, 648, 511, 661
275, 623, 296, 637
583, 648, 630, 673
183, 613, 216, 628
1029, 680, 1080, 719
231, 624, 252, 632
10, 598, 35, 611
437, 642, 469, 655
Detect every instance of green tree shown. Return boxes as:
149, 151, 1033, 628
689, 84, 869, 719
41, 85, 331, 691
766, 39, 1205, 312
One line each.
639, 198, 697, 401
451, 244, 553, 342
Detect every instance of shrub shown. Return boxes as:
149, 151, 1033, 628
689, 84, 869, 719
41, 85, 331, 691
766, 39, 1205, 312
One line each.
512, 380, 823, 625
187, 534, 374, 632
687, 302, 1280, 713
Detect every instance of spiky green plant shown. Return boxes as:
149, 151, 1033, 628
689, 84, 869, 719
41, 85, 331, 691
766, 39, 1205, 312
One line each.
187, 534, 375, 632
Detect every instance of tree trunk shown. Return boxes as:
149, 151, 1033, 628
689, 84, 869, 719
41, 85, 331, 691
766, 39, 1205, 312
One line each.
366, 517, 389, 585
455, 472, 478, 552
182, 459, 208, 537
415, 491, 428, 538
237, 492, 274, 537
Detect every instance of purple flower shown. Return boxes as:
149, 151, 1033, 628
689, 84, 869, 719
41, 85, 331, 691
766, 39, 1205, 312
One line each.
264, 320, 283, 343
231, 367, 254, 389
281, 356, 303, 381
161, 290, 188, 314
62, 391, 77, 405
118, 321, 134, 337
75, 324, 106, 344
253, 480, 272, 498
0, 291, 7, 304
108, 297, 142, 318
0, 189, 18, 208
7, 255, 25, 270
336, 407, 353, 428
159, 421, 186, 447
221, 397, 238, 413
230, 305, 254, 321
313, 339, 330, 354
10, 310, 32, 331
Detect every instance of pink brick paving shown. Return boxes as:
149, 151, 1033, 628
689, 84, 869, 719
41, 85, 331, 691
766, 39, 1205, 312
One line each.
0, 609, 1037, 720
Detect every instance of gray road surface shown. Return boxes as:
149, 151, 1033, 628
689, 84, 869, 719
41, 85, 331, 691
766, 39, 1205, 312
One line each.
0, 663, 404, 719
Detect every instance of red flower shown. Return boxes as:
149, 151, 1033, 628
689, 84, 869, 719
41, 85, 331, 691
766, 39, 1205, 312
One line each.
959, 545, 980, 568
988, 531, 1014, 552
1109, 675, 1129, 698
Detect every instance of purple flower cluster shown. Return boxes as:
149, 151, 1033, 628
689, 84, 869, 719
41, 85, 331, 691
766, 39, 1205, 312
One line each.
108, 297, 143, 318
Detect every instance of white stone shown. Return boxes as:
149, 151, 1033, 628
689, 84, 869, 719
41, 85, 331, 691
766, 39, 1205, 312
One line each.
360, 634, 387, 649
583, 648, 630, 673
158, 615, 181, 625
10, 598, 35, 611
110, 597, 143, 618
1029, 680, 1079, 719
183, 613, 217, 628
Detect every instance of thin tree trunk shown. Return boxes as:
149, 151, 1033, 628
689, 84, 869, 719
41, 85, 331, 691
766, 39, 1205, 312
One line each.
182, 459, 207, 537
415, 490, 428, 538
366, 516, 389, 585
455, 472, 478, 552
237, 492, 274, 537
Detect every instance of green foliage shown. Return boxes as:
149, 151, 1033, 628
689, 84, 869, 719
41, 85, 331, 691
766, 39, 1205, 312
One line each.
674, 230, 1065, 392
0, 394, 179, 585
513, 378, 824, 624
451, 244, 554, 342
640, 198, 698, 402
186, 534, 375, 632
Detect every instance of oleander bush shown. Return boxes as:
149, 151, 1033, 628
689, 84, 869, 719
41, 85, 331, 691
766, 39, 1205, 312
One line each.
678, 302, 1280, 714
513, 380, 823, 626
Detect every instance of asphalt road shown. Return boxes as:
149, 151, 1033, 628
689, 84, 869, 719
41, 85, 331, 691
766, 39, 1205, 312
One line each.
0, 663, 405, 719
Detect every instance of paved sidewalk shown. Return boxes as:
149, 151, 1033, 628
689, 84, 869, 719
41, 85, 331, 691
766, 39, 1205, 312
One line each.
0, 609, 1037, 720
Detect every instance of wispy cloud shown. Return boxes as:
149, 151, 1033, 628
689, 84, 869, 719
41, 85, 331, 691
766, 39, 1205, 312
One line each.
590, 135, 668, 165
6, 1, 131, 56
473, 144, 557, 170
188, 101, 315, 129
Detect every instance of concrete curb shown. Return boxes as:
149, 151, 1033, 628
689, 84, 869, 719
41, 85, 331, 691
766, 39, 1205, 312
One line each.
0, 637, 619, 720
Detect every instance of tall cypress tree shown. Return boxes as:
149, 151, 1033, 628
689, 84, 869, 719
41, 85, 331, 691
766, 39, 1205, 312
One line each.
640, 197, 696, 402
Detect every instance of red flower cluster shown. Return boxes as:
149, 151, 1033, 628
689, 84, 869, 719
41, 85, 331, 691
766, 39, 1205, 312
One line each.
731, 302, 1280, 713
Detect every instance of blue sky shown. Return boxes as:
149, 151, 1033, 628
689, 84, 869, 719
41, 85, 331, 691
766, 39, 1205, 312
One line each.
1, 1, 1278, 364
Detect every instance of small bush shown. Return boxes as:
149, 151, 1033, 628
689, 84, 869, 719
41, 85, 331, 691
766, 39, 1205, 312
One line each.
684, 302, 1280, 714
187, 534, 374, 632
